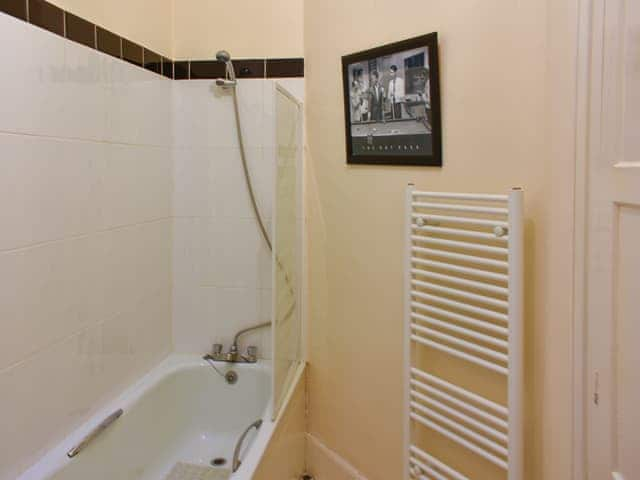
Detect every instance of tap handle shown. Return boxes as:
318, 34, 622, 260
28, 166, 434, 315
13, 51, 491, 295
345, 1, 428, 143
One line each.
212, 344, 223, 355
246, 346, 258, 360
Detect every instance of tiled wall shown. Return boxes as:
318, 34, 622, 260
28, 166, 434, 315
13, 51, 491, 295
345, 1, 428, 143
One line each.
0, 12, 172, 480
171, 78, 304, 358
0, 0, 304, 82
0, 3, 304, 476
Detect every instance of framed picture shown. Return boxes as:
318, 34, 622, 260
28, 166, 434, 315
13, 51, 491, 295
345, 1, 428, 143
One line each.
342, 33, 442, 166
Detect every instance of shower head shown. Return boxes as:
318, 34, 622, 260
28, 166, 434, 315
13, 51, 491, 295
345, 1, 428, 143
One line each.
215, 50, 236, 87
215, 50, 231, 63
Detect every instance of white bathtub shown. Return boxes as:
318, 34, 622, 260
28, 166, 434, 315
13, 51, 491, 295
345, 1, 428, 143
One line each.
18, 354, 275, 480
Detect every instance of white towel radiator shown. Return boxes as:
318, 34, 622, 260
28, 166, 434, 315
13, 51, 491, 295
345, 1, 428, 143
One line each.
404, 185, 523, 480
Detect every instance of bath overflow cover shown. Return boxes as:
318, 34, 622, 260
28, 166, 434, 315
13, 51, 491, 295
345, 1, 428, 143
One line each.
225, 370, 238, 384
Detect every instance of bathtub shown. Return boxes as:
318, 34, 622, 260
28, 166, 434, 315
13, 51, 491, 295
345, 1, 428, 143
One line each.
18, 354, 275, 480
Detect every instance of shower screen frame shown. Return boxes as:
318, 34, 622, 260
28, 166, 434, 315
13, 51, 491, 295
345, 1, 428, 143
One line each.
270, 82, 306, 421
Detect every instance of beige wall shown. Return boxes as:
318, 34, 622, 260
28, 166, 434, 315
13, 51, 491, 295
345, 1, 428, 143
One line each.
253, 369, 307, 480
306, 434, 367, 480
48, 0, 174, 57
47, 0, 304, 60
304, 1, 577, 479
173, 0, 303, 59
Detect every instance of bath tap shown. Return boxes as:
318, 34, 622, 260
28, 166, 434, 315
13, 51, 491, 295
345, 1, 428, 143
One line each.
204, 344, 258, 363
204, 321, 270, 363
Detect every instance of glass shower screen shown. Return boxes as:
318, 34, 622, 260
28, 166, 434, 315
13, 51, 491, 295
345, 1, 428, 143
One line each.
271, 84, 304, 420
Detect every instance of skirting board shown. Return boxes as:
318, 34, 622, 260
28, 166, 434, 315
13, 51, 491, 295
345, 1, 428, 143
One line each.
305, 434, 368, 480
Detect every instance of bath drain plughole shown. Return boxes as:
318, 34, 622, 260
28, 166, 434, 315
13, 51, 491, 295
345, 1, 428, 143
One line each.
210, 458, 227, 467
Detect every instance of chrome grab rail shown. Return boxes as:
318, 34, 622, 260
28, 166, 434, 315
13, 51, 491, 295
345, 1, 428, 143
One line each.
66, 409, 123, 458
231, 419, 263, 472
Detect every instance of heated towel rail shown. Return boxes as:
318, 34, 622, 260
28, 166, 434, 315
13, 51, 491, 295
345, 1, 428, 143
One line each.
404, 185, 523, 480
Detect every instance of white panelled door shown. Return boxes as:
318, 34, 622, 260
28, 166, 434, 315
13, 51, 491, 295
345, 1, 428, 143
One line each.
586, 1, 640, 479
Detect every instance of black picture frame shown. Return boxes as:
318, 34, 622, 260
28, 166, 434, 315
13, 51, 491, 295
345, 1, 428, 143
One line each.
342, 33, 442, 166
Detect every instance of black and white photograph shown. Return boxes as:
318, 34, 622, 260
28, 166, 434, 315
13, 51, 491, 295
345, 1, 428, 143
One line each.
342, 33, 442, 166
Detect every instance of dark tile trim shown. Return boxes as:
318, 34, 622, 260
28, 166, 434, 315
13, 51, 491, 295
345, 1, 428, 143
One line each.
174, 61, 189, 80
234, 59, 265, 79
96, 26, 121, 59
144, 48, 161, 74
122, 38, 143, 67
161, 57, 173, 80
65, 11, 95, 49
28, 0, 63, 36
0, 0, 304, 80
0, 0, 28, 21
266, 58, 304, 78
189, 60, 225, 80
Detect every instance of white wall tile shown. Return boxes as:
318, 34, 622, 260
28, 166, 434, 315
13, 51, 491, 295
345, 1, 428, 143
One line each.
172, 81, 236, 148
62, 39, 109, 141
105, 58, 173, 147
212, 147, 271, 219
203, 217, 272, 289
172, 217, 208, 287
0, 327, 105, 480
0, 287, 171, 480
172, 284, 212, 354
172, 147, 215, 218
173, 216, 271, 290
0, 134, 103, 251
173, 145, 274, 220
0, 15, 67, 138
0, 235, 102, 371
171, 79, 278, 360
173, 286, 271, 358
235, 80, 267, 148
172, 80, 265, 149
0, 15, 173, 479
95, 220, 172, 322
97, 144, 172, 229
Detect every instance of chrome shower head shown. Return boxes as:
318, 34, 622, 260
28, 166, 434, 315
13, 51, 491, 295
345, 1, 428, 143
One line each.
215, 50, 236, 87
215, 50, 231, 63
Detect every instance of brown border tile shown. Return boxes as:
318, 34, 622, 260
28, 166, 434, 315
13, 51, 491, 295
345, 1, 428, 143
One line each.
143, 48, 161, 74
96, 26, 120, 59
1, 2, 305, 81
64, 11, 94, 49
28, 0, 63, 36
161, 57, 173, 80
266, 58, 304, 78
122, 38, 142, 67
0, 0, 27, 20
234, 59, 265, 79
174, 61, 189, 80
189, 60, 225, 80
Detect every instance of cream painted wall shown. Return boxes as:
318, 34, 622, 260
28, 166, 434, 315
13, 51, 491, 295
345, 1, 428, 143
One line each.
47, 0, 304, 60
48, 0, 174, 57
172, 0, 303, 59
304, 1, 577, 479
253, 369, 307, 480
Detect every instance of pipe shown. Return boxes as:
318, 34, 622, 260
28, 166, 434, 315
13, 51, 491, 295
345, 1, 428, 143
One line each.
232, 321, 271, 347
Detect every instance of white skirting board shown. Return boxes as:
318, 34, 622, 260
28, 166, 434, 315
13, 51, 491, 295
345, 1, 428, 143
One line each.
404, 185, 524, 480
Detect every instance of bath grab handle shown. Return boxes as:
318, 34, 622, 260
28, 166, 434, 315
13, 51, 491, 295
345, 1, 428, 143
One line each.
231, 419, 263, 472
66, 409, 123, 458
